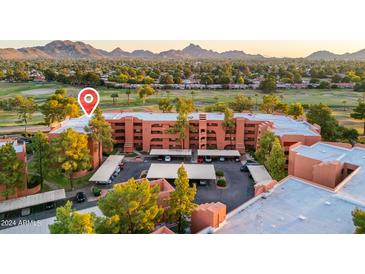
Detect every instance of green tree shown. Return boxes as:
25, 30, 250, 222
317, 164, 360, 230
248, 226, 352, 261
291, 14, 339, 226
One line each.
110, 93, 119, 105
14, 95, 37, 134
350, 99, 365, 135
41, 89, 80, 125
168, 164, 197, 233
49, 201, 95, 234
223, 107, 236, 147
260, 95, 281, 114
98, 178, 163, 234
288, 102, 304, 119
159, 74, 174, 85
306, 103, 341, 141
136, 84, 155, 104
30, 131, 49, 189
228, 95, 253, 112
204, 102, 227, 112
259, 75, 277, 93
255, 131, 276, 164
49, 128, 91, 190
352, 208, 365, 234
169, 98, 195, 148
126, 89, 132, 105
85, 108, 113, 167
0, 143, 24, 200
265, 138, 286, 181
158, 98, 173, 113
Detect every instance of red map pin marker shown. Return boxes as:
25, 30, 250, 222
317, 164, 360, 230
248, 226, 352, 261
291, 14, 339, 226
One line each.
78, 87, 100, 117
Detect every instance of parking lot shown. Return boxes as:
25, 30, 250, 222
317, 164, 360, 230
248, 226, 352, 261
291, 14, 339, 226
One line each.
113, 158, 254, 212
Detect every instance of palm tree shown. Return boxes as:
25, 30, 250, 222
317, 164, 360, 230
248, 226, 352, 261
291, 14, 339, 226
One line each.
126, 89, 131, 105
110, 93, 119, 105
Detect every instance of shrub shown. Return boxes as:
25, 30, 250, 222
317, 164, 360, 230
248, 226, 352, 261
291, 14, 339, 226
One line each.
92, 186, 101, 197
27, 175, 42, 188
217, 179, 227, 187
215, 170, 224, 177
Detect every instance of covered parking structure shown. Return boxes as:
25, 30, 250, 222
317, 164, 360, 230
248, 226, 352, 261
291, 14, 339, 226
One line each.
149, 149, 192, 160
247, 165, 273, 185
197, 149, 241, 160
0, 189, 66, 218
146, 163, 216, 182
89, 155, 125, 184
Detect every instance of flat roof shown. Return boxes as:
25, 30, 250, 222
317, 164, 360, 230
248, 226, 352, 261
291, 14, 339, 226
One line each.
247, 165, 272, 185
215, 177, 365, 234
0, 140, 24, 153
197, 149, 240, 157
52, 112, 319, 137
147, 163, 216, 180
89, 155, 124, 182
150, 149, 192, 156
293, 142, 365, 204
0, 206, 102, 234
0, 189, 66, 214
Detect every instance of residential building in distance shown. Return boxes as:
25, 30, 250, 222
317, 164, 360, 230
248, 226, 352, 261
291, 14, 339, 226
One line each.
49, 112, 321, 159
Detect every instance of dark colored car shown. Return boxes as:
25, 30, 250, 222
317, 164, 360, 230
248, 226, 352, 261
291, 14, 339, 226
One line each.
197, 156, 204, 163
240, 160, 260, 172
75, 192, 87, 203
44, 202, 55, 210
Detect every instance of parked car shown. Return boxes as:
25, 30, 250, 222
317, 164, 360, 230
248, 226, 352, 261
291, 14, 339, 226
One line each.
199, 180, 207, 186
44, 202, 55, 210
235, 157, 241, 162
164, 155, 171, 162
157, 155, 163, 161
205, 156, 212, 163
240, 160, 260, 172
75, 192, 87, 203
219, 157, 225, 162
197, 156, 204, 163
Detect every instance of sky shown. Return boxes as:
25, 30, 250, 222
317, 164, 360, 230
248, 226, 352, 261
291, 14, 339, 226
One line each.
1, 40, 365, 58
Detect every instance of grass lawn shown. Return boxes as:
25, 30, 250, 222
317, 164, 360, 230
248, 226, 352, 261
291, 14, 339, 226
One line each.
45, 173, 93, 191
1, 82, 365, 132
27, 157, 93, 191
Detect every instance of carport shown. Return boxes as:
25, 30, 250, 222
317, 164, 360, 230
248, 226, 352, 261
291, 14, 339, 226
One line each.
247, 165, 272, 185
197, 149, 240, 160
89, 155, 125, 184
146, 163, 216, 181
0, 189, 66, 216
149, 149, 192, 160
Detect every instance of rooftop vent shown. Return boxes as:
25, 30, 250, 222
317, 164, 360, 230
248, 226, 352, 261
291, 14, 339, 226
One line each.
325, 201, 331, 205
298, 215, 307, 221
321, 150, 326, 153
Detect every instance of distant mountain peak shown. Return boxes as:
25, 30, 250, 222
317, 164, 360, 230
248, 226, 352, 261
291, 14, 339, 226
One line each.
4, 40, 364, 61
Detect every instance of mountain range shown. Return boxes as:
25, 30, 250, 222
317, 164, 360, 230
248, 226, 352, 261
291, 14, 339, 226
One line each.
1, 40, 365, 60
0, 40, 264, 60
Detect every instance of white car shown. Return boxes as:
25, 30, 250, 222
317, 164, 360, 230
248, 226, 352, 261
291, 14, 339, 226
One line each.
219, 157, 225, 162
164, 155, 171, 162
205, 156, 212, 163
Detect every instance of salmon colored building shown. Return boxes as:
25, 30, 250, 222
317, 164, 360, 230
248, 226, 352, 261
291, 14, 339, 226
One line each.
191, 202, 227, 233
288, 142, 363, 190
0, 140, 41, 201
116, 178, 175, 209
49, 112, 321, 159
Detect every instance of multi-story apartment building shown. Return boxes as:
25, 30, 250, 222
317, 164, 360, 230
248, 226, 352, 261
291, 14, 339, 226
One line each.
50, 111, 321, 159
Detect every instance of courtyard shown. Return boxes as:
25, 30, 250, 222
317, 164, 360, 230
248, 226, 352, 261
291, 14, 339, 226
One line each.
114, 159, 254, 212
